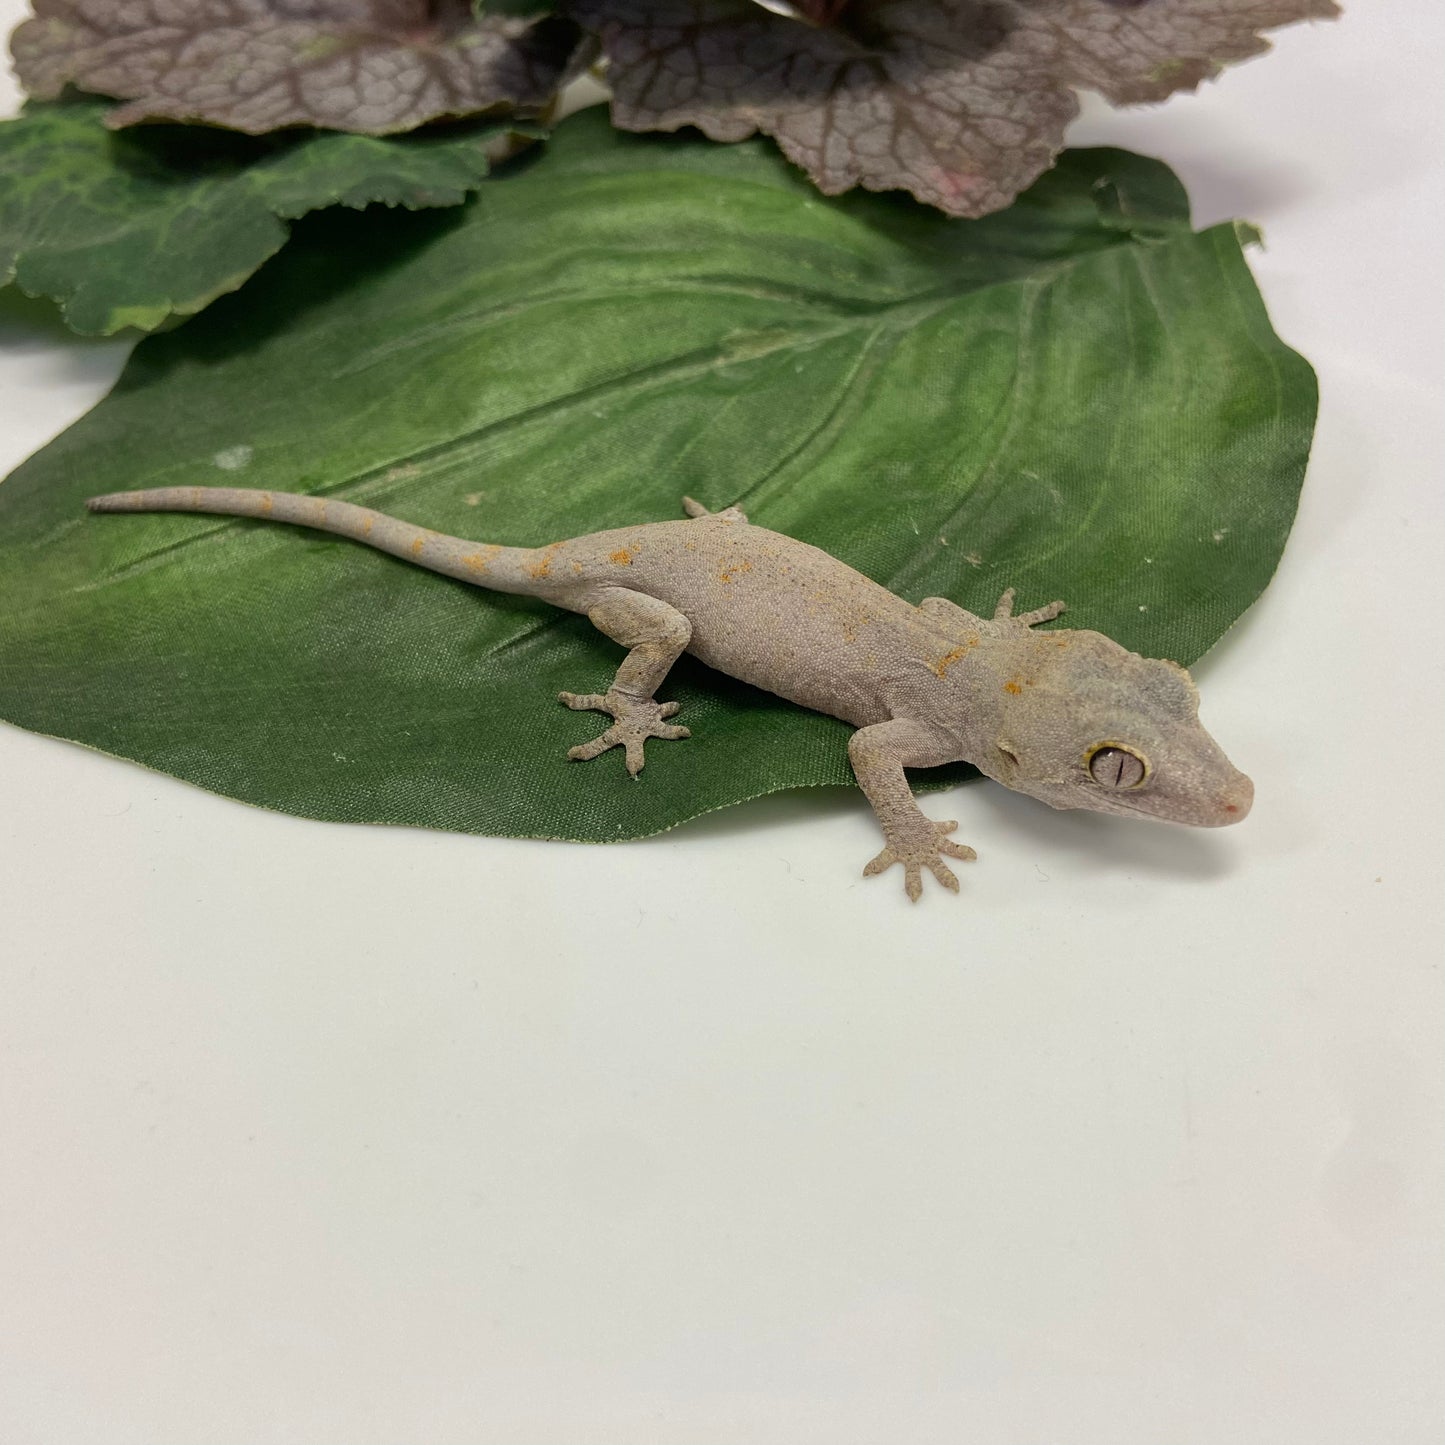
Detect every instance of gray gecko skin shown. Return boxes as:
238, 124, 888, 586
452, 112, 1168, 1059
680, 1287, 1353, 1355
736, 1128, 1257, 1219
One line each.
86, 487, 1253, 900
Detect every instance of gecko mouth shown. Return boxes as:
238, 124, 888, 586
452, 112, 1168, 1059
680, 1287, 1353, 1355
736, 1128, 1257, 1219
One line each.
1105, 777, 1253, 828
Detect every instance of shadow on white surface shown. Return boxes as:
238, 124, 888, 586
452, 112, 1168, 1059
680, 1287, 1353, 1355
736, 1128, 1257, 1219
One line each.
662, 770, 1239, 884
654, 782, 865, 843
971, 780, 1242, 884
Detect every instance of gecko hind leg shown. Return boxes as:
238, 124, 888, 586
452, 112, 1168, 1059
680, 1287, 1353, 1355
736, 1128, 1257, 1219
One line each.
560, 590, 693, 778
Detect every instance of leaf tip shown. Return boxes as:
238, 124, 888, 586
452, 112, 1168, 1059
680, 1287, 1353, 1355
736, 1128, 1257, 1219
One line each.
1234, 219, 1265, 251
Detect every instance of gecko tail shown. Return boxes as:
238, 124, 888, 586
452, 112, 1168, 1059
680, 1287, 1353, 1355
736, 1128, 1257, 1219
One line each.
86, 486, 540, 594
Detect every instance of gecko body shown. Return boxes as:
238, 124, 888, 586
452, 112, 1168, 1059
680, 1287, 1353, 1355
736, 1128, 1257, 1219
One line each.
86, 488, 1253, 899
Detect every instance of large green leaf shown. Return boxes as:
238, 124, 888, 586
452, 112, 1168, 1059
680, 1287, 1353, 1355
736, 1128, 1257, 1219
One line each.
0, 97, 522, 335
0, 108, 1315, 842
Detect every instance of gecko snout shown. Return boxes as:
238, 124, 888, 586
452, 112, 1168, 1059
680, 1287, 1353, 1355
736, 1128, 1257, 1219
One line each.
1209, 770, 1254, 826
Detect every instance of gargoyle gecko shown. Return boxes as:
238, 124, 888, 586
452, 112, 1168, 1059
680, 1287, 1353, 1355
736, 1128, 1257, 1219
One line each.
86, 488, 1252, 899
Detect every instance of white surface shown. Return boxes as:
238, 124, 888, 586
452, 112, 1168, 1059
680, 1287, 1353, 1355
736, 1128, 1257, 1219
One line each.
2, 5, 1442, 1442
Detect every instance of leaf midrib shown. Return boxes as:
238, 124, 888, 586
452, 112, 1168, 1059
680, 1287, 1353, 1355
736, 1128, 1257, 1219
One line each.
14, 219, 1207, 613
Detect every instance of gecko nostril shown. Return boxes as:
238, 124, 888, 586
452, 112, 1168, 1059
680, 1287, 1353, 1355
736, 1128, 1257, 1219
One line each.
1219, 773, 1253, 823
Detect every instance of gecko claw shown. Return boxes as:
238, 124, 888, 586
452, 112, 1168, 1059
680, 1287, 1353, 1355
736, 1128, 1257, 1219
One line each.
862, 820, 976, 901
560, 690, 690, 776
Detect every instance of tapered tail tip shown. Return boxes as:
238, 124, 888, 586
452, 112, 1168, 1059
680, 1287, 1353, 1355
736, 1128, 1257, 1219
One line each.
87, 493, 129, 512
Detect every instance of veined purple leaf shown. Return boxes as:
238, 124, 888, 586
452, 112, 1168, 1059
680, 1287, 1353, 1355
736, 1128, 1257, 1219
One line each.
573, 0, 1338, 216
11, 0, 589, 134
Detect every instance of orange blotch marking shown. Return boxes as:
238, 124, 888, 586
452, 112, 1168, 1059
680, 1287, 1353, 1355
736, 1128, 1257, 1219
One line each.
609, 548, 634, 566
410, 535, 426, 556
259, 492, 274, 515
361, 514, 374, 535
1225, 804, 1239, 814
460, 545, 501, 573
1003, 680, 1022, 695
932, 640, 977, 678
526, 543, 562, 580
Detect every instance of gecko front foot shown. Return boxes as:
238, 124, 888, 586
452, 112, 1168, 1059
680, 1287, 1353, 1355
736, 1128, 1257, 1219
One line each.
559, 691, 690, 777
862, 819, 977, 902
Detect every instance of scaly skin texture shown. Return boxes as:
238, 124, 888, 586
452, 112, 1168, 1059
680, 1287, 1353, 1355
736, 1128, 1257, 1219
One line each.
85, 487, 1254, 900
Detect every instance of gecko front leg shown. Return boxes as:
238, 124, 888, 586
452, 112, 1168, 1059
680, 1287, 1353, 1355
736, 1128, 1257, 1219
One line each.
849, 719, 976, 901
560, 589, 693, 777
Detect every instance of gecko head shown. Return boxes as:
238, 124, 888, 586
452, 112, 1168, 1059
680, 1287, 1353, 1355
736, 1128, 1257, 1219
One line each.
977, 629, 1252, 827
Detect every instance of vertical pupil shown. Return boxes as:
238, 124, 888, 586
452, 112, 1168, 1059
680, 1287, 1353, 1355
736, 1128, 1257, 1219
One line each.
1091, 747, 1142, 786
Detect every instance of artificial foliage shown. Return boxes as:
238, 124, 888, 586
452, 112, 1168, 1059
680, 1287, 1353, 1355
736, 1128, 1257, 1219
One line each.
0, 97, 524, 334
5, 1, 1336, 235
0, 113, 1316, 841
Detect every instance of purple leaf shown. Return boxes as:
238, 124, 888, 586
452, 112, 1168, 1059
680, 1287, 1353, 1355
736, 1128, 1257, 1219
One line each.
573, 0, 1338, 216
11, 0, 590, 134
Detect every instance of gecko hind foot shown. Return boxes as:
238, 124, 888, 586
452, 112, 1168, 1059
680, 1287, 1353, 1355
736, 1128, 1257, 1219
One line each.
681, 496, 747, 523
862, 820, 977, 903
559, 691, 690, 777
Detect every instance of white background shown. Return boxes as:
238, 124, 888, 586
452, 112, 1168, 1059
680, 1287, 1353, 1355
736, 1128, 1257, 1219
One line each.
2, 4, 1442, 1442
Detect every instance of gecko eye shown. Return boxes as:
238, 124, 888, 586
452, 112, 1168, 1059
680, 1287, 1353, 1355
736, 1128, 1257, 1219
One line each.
1087, 744, 1148, 789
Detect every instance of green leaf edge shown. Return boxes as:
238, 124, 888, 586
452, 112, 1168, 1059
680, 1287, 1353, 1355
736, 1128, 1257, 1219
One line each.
0, 98, 540, 336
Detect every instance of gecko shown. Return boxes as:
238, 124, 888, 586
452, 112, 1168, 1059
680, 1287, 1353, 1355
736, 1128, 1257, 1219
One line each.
85, 487, 1253, 899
